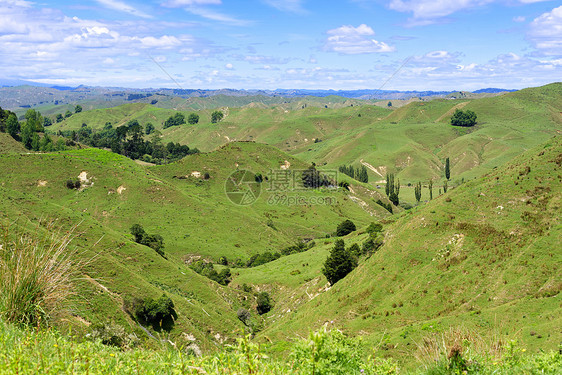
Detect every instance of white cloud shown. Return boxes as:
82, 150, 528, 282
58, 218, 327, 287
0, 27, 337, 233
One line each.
262, 0, 306, 14
162, 0, 221, 6
225, 62, 233, 69
389, 0, 492, 20
137, 35, 181, 48
528, 6, 562, 55
95, 0, 152, 18
324, 24, 395, 54
182, 6, 250, 25
513, 16, 525, 22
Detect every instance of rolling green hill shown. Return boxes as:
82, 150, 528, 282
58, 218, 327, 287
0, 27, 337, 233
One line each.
249, 136, 561, 366
47, 83, 561, 194
0, 141, 376, 349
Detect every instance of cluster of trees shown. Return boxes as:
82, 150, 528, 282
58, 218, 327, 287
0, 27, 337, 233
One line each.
302, 164, 335, 188
124, 294, 176, 331
385, 173, 400, 206
52, 105, 82, 124
451, 109, 477, 127
62, 120, 199, 163
1, 109, 67, 152
190, 261, 231, 286
162, 111, 223, 128
163, 113, 186, 129
218, 239, 316, 270
338, 164, 369, 183
130, 224, 165, 258
0, 106, 16, 133
375, 199, 393, 213
322, 222, 384, 285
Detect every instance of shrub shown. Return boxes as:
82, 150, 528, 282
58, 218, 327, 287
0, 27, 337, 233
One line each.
256, 292, 272, 315
187, 113, 199, 125
366, 222, 383, 236
0, 221, 81, 326
126, 294, 176, 331
336, 219, 356, 237
130, 224, 165, 258
237, 307, 251, 325
65, 179, 81, 190
88, 322, 138, 348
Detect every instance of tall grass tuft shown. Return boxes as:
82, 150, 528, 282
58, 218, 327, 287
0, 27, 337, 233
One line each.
0, 220, 81, 326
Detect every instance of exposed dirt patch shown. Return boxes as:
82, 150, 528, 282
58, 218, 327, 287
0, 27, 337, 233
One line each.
117, 185, 126, 194
37, 180, 48, 187
280, 160, 291, 170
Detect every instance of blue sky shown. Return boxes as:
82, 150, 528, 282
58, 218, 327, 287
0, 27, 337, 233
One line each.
0, 0, 560, 90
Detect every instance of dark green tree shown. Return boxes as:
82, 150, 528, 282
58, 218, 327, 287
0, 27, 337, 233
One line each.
389, 191, 399, 206
211, 110, 224, 123
75, 104, 82, 113
7, 114, 19, 139
187, 113, 199, 124
64, 110, 72, 118
414, 182, 422, 203
336, 219, 356, 237
25, 109, 43, 132
356, 165, 369, 183
43, 117, 52, 127
429, 179, 433, 200
130, 224, 146, 243
451, 109, 477, 127
445, 157, 450, 180
322, 239, 355, 285
145, 122, 154, 135
21, 121, 35, 149
256, 292, 272, 315
31, 133, 40, 151
387, 101, 392, 107
443, 180, 448, 193
385, 173, 395, 197
56, 114, 64, 122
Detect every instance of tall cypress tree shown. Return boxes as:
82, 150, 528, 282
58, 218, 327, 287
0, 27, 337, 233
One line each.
429, 180, 433, 200
445, 157, 450, 180
415, 182, 422, 203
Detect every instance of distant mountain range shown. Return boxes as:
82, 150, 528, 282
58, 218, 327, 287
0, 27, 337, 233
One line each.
0, 78, 517, 111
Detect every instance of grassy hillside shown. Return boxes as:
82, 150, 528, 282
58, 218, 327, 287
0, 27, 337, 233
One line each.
0, 133, 27, 153
0, 141, 378, 349
251, 136, 561, 366
46, 84, 561, 198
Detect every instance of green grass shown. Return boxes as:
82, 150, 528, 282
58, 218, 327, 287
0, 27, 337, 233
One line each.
1, 319, 559, 374
245, 136, 562, 365
45, 83, 561, 188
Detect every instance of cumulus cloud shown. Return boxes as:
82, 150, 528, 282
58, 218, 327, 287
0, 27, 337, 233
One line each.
324, 24, 395, 54
528, 6, 562, 55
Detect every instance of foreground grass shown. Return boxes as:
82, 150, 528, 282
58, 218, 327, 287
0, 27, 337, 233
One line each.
1, 320, 560, 374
